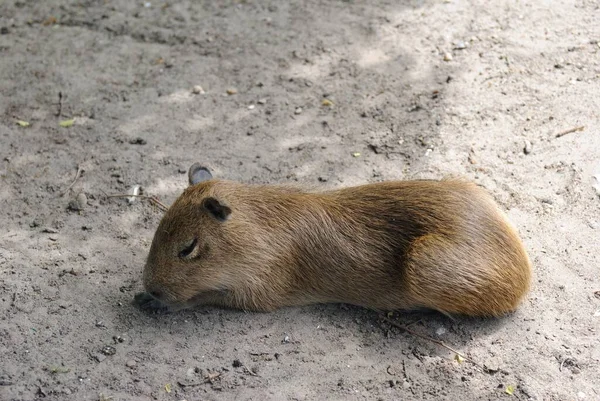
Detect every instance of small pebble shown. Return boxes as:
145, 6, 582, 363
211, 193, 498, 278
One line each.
94, 354, 106, 362
129, 137, 147, 145
226, 88, 238, 95
443, 52, 453, 61
294, 107, 303, 115
192, 85, 205, 94
101, 345, 116, 356
282, 335, 290, 343
454, 41, 467, 50
126, 360, 137, 368
524, 140, 533, 154
435, 327, 446, 336
248, 104, 255, 110
257, 98, 267, 105
232, 359, 242, 368
68, 193, 87, 211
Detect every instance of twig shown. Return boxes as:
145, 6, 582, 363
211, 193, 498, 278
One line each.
61, 164, 83, 196
107, 194, 168, 211
243, 366, 258, 376
559, 357, 573, 372
56, 91, 63, 117
555, 125, 584, 138
380, 316, 484, 371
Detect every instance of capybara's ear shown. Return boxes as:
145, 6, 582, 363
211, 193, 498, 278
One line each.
188, 163, 213, 186
202, 197, 231, 222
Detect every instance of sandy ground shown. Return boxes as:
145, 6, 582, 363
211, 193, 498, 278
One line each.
1, 0, 599, 400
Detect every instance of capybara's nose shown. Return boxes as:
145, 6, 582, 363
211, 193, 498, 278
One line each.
148, 290, 163, 300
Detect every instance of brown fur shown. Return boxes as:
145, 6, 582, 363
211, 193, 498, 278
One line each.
141, 176, 532, 317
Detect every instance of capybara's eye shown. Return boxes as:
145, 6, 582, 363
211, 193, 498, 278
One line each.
178, 238, 198, 259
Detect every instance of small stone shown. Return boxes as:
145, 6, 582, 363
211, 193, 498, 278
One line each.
443, 52, 453, 61
402, 380, 411, 389
129, 137, 147, 145
68, 193, 87, 211
226, 88, 237, 95
192, 85, 205, 94
435, 327, 446, 336
0, 27, 9, 35
524, 140, 533, 154
257, 98, 267, 105
126, 360, 137, 368
282, 335, 290, 343
232, 359, 242, 368
454, 41, 467, 50
294, 107, 302, 115
42, 227, 59, 234
101, 345, 116, 356
76, 193, 87, 206
248, 104, 255, 110
94, 354, 106, 362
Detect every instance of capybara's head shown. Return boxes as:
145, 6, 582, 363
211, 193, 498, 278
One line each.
142, 163, 241, 307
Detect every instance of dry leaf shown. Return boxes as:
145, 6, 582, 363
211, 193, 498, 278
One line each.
505, 385, 514, 395
454, 354, 465, 364
322, 98, 333, 106
16, 120, 30, 127
42, 16, 57, 26
164, 383, 172, 393
352, 152, 361, 157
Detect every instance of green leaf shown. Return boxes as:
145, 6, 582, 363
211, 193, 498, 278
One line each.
505, 385, 514, 395
16, 120, 30, 127
59, 119, 75, 128
164, 383, 171, 393
454, 354, 465, 364
49, 366, 71, 374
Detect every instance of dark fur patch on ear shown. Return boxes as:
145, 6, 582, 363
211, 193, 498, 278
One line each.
188, 163, 213, 186
202, 197, 231, 221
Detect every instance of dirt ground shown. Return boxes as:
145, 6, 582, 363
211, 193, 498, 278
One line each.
1, 0, 599, 400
